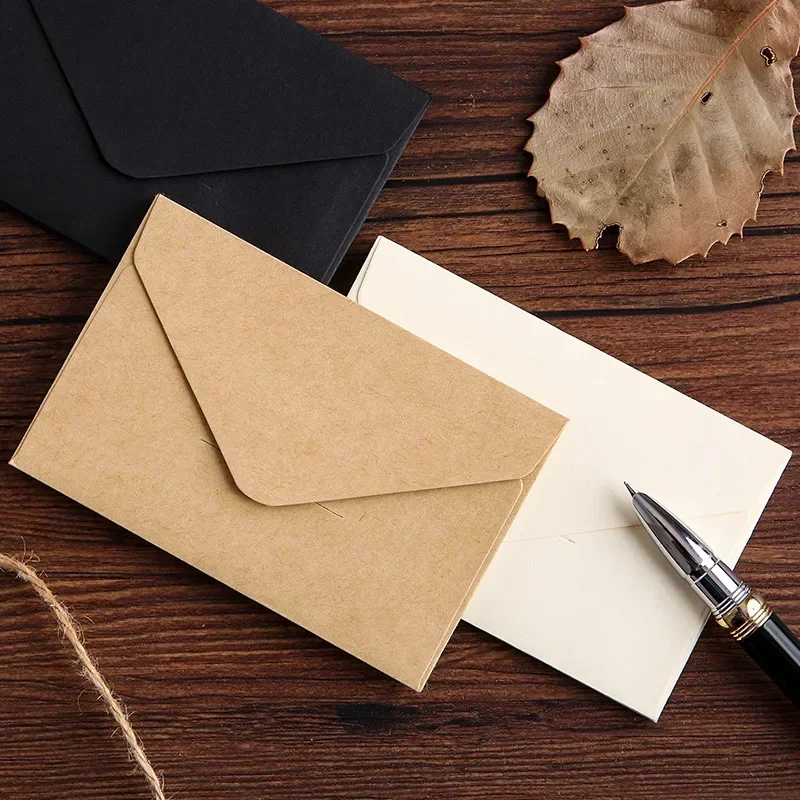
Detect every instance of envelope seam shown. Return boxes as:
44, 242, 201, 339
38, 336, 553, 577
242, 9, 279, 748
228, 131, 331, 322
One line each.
500, 510, 753, 545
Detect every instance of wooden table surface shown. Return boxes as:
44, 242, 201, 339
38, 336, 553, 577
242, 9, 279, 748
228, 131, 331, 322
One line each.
1, 2, 798, 798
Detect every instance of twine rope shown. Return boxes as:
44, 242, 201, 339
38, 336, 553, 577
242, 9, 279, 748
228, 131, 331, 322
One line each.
0, 552, 165, 800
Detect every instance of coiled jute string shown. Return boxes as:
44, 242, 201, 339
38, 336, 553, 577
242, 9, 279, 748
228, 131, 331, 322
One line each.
0, 553, 165, 800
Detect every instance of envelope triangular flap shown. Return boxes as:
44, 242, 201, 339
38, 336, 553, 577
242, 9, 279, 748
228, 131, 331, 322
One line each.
131, 198, 562, 507
28, 0, 430, 179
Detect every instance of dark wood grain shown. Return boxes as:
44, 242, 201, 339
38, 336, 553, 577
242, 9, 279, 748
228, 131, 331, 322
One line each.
1, 1, 799, 798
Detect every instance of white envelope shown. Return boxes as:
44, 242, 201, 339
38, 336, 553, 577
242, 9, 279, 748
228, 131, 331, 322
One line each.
349, 237, 791, 720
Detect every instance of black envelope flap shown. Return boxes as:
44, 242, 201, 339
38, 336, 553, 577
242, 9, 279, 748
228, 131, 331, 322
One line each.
28, 0, 430, 179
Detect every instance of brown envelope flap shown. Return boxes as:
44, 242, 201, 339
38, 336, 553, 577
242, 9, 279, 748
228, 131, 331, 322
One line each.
132, 197, 566, 507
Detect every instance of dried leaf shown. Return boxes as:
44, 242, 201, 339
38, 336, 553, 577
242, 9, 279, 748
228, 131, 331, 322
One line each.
527, 0, 800, 264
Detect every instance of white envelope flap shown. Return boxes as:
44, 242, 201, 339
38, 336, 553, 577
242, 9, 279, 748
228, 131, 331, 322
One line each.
352, 238, 791, 543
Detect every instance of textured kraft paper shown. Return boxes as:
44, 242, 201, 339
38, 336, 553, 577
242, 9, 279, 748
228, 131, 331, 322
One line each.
11, 196, 567, 690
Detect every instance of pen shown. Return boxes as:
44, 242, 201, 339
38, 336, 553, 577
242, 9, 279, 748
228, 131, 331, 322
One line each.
625, 483, 800, 706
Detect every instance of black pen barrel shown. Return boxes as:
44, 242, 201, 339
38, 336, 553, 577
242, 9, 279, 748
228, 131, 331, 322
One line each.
739, 614, 800, 705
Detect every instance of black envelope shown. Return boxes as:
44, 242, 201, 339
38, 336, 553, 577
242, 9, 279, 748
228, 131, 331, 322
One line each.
0, 0, 429, 283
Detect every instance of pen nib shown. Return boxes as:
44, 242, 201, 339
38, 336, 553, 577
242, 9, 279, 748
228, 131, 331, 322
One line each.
623, 482, 636, 497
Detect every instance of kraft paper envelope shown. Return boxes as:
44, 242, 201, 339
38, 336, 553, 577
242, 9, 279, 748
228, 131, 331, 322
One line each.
10, 197, 566, 690
349, 237, 791, 718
